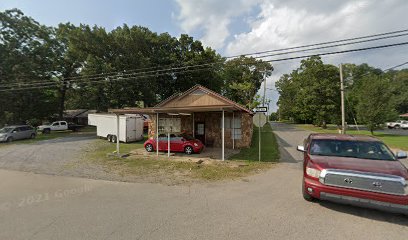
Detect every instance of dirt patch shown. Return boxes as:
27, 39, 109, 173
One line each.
81, 140, 274, 185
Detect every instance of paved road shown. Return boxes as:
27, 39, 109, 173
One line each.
270, 122, 312, 163
0, 122, 407, 240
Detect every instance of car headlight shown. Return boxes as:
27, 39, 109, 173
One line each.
194, 143, 198, 147
306, 167, 321, 179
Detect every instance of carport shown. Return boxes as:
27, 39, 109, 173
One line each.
109, 85, 253, 161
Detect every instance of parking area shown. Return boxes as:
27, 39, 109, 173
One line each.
0, 134, 96, 176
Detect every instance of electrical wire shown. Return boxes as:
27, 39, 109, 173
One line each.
3, 28, 408, 87
227, 28, 408, 58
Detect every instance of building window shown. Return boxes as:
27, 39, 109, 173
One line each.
232, 117, 241, 140
220, 115, 241, 139
158, 118, 181, 133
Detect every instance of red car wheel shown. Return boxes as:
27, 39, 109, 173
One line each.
145, 144, 154, 152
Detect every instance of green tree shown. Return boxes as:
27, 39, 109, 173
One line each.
356, 75, 397, 134
0, 9, 58, 124
222, 56, 273, 109
276, 56, 340, 126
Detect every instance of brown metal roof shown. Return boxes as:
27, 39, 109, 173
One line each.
110, 85, 253, 115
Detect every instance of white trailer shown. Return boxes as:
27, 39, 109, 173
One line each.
88, 114, 144, 143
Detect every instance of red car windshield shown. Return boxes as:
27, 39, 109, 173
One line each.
310, 139, 395, 161
180, 133, 194, 140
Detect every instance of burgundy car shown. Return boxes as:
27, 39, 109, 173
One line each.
297, 133, 408, 215
144, 133, 204, 154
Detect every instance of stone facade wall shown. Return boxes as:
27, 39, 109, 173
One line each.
147, 111, 253, 149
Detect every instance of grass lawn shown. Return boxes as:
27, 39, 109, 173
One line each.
296, 124, 408, 151
229, 123, 280, 162
86, 138, 273, 182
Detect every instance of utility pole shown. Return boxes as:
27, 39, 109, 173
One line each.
340, 63, 346, 134
262, 71, 267, 106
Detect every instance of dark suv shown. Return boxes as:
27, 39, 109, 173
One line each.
0, 125, 36, 142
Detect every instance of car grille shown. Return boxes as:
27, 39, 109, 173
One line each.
319, 169, 407, 196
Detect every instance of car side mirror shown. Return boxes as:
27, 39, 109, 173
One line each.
396, 151, 407, 159
297, 145, 305, 152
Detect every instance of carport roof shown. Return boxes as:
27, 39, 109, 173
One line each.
109, 85, 253, 115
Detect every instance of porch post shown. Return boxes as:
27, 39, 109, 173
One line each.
222, 110, 225, 161
156, 112, 159, 156
232, 111, 235, 150
167, 132, 170, 157
192, 112, 195, 138
116, 114, 120, 155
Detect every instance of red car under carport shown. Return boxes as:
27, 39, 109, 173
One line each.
144, 133, 204, 155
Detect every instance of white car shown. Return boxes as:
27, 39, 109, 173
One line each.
386, 120, 408, 129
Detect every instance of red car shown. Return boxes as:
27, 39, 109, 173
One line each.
144, 133, 204, 154
297, 133, 408, 215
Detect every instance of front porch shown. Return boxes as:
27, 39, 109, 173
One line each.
109, 85, 254, 161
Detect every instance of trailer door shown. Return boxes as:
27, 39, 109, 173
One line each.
126, 117, 137, 142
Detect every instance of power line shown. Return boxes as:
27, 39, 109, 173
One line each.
3, 40, 408, 91
227, 28, 408, 58
0, 66, 215, 92
263, 41, 408, 63
3, 28, 408, 87
255, 32, 408, 59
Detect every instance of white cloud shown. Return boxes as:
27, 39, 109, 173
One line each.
224, 0, 408, 111
175, 0, 261, 49
174, 0, 408, 111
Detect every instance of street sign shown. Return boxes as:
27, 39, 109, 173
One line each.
253, 113, 267, 127
254, 106, 268, 113
252, 112, 267, 162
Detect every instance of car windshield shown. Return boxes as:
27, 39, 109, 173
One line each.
180, 133, 194, 140
310, 139, 395, 161
0, 127, 13, 133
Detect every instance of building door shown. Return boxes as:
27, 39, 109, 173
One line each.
195, 122, 205, 145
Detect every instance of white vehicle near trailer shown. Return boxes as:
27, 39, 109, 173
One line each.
37, 121, 83, 134
386, 120, 408, 129
88, 113, 144, 143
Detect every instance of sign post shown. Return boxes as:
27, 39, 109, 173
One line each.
253, 111, 267, 162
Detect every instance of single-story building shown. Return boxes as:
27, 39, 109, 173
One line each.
63, 109, 97, 125
110, 85, 254, 160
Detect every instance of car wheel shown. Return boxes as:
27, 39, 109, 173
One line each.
111, 135, 117, 143
145, 144, 153, 152
184, 146, 194, 155
107, 135, 112, 142
302, 181, 314, 202
43, 128, 50, 134
6, 137, 13, 143
394, 125, 400, 129
30, 133, 36, 139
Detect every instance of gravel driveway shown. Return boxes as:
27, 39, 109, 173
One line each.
0, 134, 96, 175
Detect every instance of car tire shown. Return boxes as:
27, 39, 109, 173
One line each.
184, 146, 194, 155
394, 125, 400, 129
302, 181, 314, 202
111, 135, 117, 143
6, 137, 13, 143
43, 128, 50, 134
30, 133, 36, 139
145, 144, 153, 152
107, 135, 112, 142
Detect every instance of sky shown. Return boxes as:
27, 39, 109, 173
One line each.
2, 0, 408, 111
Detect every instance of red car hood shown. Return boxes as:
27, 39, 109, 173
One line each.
310, 155, 408, 179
